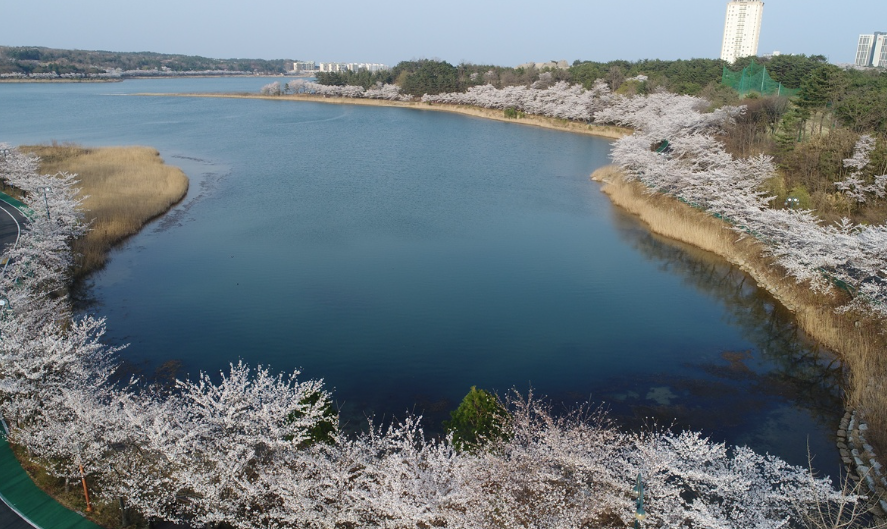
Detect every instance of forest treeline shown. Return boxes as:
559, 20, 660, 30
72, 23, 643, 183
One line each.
0, 46, 290, 76
315, 55, 837, 96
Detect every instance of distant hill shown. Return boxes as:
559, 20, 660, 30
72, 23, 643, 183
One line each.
0, 46, 293, 79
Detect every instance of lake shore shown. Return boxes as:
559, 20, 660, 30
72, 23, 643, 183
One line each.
122, 92, 882, 389
0, 74, 278, 84
592, 165, 887, 481
57, 89, 883, 449
133, 92, 633, 140
6, 85, 874, 529
0, 78, 123, 83
136, 92, 880, 381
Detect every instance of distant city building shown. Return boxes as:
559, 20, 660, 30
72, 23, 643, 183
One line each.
316, 62, 340, 73
855, 32, 887, 67
720, 0, 764, 64
317, 62, 389, 73
290, 61, 316, 72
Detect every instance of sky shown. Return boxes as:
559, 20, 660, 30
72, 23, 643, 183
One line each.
2, 0, 883, 67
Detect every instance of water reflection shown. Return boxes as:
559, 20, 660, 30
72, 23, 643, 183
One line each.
600, 206, 844, 470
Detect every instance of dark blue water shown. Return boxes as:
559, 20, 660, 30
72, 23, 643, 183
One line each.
0, 78, 843, 474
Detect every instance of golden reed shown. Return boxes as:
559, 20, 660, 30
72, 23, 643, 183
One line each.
26, 144, 189, 279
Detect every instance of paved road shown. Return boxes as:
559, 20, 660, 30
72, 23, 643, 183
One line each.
0, 198, 26, 255
0, 502, 33, 529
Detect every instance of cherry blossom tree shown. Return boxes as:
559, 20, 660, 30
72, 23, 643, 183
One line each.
363, 82, 410, 101
836, 134, 887, 203
260, 82, 282, 96
97, 362, 336, 527
0, 147, 122, 493
627, 429, 847, 529
596, 94, 887, 319
422, 80, 612, 123
281, 80, 373, 99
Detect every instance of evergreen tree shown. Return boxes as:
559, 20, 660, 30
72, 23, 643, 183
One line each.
443, 386, 510, 452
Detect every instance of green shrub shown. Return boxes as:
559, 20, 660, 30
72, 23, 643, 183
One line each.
443, 386, 511, 452
787, 185, 812, 210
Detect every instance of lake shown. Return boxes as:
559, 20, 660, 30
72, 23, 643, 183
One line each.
0, 77, 843, 474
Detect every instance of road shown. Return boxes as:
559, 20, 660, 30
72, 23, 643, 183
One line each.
0, 502, 31, 529
0, 199, 25, 253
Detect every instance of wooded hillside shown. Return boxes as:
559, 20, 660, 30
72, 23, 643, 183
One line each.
0, 46, 291, 77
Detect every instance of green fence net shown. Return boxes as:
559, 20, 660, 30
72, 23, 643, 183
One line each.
722, 60, 799, 97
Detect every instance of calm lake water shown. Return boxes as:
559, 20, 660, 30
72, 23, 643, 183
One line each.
0, 78, 843, 474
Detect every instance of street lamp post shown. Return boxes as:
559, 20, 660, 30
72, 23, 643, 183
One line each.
632, 472, 647, 528
41, 187, 51, 220
784, 197, 799, 209
76, 443, 93, 512
107, 461, 127, 525
79, 462, 93, 512
0, 296, 10, 339
0, 296, 10, 336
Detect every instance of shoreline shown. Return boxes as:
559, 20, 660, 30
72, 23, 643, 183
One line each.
140, 91, 879, 379
0, 74, 283, 84
5, 92, 883, 525
592, 166, 887, 505
44, 90, 879, 420
132, 92, 632, 140
590, 165, 880, 375
0, 78, 123, 83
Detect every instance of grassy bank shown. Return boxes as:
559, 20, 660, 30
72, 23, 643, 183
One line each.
592, 165, 887, 454
135, 92, 632, 140
9, 442, 126, 528
24, 144, 189, 279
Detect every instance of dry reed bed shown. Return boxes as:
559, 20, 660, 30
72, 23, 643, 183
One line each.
592, 165, 887, 454
25, 144, 189, 278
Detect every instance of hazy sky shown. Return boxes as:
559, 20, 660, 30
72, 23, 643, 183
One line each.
2, 0, 882, 66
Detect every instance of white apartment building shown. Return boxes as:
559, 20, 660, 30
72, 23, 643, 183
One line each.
856, 32, 887, 67
291, 61, 316, 72
318, 63, 346, 73
721, 0, 764, 63
318, 63, 389, 73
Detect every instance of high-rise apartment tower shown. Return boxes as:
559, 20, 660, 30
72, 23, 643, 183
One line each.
856, 32, 887, 67
721, 0, 764, 63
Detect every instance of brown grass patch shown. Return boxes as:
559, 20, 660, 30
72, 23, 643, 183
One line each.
24, 144, 189, 279
592, 165, 887, 454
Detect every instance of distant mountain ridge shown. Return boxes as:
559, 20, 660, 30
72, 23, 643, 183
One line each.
0, 46, 293, 79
